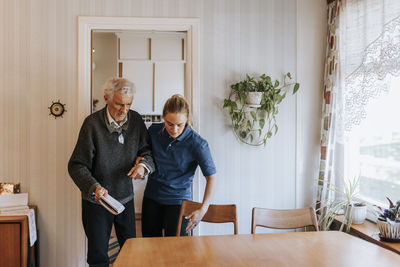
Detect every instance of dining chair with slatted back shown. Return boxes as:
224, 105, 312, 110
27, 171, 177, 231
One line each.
251, 207, 319, 234
176, 200, 238, 236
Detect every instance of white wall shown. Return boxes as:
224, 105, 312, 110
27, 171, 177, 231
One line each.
0, 0, 326, 266
92, 32, 117, 112
296, 0, 327, 208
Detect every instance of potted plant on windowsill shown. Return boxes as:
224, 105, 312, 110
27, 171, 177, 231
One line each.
223, 73, 299, 146
317, 176, 367, 233
352, 202, 367, 224
374, 197, 400, 242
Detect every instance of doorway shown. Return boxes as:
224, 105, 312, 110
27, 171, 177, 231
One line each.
77, 16, 201, 262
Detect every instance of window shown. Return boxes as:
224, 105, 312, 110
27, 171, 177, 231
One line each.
329, 0, 400, 209
345, 76, 400, 206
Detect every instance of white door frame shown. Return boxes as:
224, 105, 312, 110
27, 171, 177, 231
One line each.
78, 16, 200, 132
77, 16, 202, 235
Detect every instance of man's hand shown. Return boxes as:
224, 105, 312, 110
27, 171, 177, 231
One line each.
94, 186, 108, 203
127, 164, 145, 179
185, 206, 208, 233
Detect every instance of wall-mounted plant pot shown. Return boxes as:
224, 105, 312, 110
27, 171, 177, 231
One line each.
246, 92, 263, 105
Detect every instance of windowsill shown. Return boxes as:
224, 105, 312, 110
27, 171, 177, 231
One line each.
333, 216, 400, 255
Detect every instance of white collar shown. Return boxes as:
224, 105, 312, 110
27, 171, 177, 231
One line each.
106, 106, 128, 128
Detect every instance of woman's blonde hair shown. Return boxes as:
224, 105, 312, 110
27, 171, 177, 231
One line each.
163, 94, 191, 125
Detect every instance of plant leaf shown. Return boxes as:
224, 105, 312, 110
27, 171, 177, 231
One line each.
274, 124, 278, 134
293, 83, 300, 94
240, 94, 246, 105
242, 118, 248, 130
230, 101, 238, 110
249, 134, 253, 142
250, 111, 256, 121
387, 197, 395, 208
259, 118, 265, 129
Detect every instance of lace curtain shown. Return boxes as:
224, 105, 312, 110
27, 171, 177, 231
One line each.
338, 0, 400, 131
317, 0, 400, 208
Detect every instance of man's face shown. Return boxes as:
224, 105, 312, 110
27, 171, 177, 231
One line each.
104, 91, 133, 124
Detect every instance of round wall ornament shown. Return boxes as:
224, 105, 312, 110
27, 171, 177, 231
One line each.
48, 100, 66, 118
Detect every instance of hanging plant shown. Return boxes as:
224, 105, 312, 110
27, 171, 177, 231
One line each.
223, 73, 299, 146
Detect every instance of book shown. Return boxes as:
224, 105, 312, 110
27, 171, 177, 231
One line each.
0, 193, 28, 208
99, 194, 125, 215
0, 205, 30, 214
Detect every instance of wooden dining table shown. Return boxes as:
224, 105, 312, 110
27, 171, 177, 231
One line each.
113, 231, 399, 266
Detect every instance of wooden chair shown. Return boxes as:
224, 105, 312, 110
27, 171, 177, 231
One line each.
251, 207, 319, 234
176, 200, 238, 236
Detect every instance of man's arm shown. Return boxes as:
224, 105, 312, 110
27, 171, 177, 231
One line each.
136, 116, 155, 173
68, 119, 100, 198
127, 115, 155, 179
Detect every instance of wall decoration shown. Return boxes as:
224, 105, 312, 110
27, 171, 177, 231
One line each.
223, 73, 299, 146
48, 100, 66, 118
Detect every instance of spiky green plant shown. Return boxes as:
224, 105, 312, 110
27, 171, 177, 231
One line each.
317, 176, 360, 233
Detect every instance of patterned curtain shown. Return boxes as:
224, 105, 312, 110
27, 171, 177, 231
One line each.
316, 0, 342, 211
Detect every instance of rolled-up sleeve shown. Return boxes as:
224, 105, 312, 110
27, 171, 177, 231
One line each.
194, 140, 217, 177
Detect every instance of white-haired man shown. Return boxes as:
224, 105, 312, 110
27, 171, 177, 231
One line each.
68, 77, 154, 267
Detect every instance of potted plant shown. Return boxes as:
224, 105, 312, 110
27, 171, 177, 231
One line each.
374, 197, 400, 241
317, 176, 367, 232
352, 202, 367, 224
223, 73, 299, 146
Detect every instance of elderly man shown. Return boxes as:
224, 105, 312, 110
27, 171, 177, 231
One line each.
68, 77, 154, 267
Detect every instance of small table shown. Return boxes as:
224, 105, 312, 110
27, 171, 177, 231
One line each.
0, 205, 37, 267
114, 231, 399, 266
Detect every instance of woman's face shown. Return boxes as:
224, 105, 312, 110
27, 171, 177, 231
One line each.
163, 112, 188, 139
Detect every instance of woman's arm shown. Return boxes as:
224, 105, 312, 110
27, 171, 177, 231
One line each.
185, 174, 217, 233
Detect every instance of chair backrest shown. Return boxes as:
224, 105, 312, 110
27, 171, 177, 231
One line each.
251, 207, 319, 234
176, 200, 238, 236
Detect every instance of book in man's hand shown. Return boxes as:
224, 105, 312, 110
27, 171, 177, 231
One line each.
99, 194, 125, 215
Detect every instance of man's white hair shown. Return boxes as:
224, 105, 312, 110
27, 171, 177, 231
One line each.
103, 77, 134, 99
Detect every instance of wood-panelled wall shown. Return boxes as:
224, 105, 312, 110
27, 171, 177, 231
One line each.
0, 0, 326, 266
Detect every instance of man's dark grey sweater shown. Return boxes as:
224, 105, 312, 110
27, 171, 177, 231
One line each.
68, 107, 155, 204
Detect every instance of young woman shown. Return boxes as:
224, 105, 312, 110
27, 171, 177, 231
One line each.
140, 94, 217, 237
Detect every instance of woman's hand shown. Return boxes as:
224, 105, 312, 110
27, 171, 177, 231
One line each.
185, 206, 208, 233
135, 156, 145, 166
